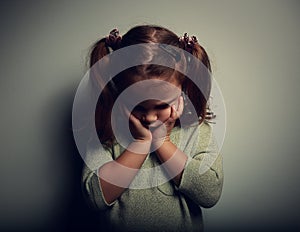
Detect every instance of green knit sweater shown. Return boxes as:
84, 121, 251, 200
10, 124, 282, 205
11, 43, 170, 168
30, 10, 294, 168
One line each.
82, 121, 223, 232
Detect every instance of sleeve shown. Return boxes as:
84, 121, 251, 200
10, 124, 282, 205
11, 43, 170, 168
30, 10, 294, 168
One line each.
81, 145, 117, 211
177, 122, 224, 208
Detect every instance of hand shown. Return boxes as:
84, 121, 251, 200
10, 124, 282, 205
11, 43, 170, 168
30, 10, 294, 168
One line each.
122, 105, 152, 142
151, 96, 184, 146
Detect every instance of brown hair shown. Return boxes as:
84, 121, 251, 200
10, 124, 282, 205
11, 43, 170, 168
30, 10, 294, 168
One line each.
89, 25, 212, 146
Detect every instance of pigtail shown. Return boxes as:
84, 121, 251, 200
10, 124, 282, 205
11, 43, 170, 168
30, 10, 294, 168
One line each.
192, 42, 214, 123
180, 34, 213, 124
89, 37, 116, 146
89, 38, 110, 67
89, 29, 124, 146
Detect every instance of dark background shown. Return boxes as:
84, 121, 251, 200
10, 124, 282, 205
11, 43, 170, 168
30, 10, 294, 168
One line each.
0, 0, 299, 231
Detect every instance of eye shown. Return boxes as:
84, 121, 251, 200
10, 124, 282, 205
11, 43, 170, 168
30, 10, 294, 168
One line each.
156, 104, 170, 110
133, 105, 146, 112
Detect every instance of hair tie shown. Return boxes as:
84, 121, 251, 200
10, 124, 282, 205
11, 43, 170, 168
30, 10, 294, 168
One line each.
105, 28, 122, 50
179, 33, 198, 53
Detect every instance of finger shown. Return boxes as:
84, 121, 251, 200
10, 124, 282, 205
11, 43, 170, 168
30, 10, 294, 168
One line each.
177, 96, 184, 117
121, 106, 140, 126
169, 105, 177, 121
128, 112, 141, 125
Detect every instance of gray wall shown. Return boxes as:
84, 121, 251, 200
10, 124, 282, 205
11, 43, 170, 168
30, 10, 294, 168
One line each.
0, 0, 299, 231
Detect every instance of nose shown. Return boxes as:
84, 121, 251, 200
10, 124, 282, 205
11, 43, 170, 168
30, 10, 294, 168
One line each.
142, 111, 157, 125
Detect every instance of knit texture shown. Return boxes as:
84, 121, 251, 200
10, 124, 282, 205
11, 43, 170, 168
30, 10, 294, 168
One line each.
82, 121, 223, 232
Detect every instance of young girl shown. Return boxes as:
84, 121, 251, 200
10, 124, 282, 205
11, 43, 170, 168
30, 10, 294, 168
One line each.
81, 25, 223, 232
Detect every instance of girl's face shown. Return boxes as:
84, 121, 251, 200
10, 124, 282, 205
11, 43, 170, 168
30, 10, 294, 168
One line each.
122, 79, 182, 128
132, 98, 179, 128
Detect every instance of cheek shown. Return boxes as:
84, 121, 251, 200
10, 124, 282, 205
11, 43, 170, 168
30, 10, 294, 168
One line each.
158, 108, 171, 121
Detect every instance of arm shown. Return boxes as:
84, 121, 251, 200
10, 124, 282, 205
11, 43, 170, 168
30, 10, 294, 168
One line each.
152, 97, 187, 186
176, 123, 224, 208
155, 140, 187, 186
82, 142, 151, 209
98, 110, 153, 205
82, 110, 153, 209
98, 141, 150, 204
154, 97, 223, 208
154, 123, 223, 208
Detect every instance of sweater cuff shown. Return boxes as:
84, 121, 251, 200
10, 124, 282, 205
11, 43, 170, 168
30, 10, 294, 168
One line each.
176, 153, 223, 208
96, 167, 117, 207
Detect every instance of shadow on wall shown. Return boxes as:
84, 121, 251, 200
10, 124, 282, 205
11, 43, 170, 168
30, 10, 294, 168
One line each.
46, 77, 103, 231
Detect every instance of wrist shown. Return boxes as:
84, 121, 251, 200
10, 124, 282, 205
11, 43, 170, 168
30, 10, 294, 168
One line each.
151, 135, 171, 151
127, 139, 152, 154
